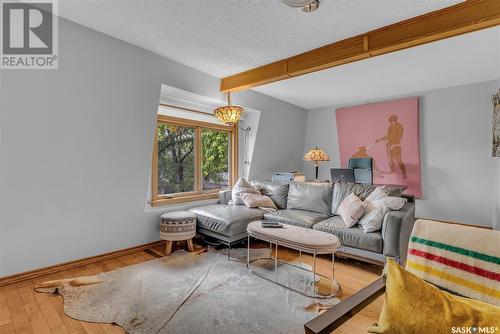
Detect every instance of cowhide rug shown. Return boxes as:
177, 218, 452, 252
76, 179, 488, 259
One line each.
35, 248, 339, 334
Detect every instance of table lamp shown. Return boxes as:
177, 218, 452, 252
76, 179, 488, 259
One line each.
304, 146, 330, 180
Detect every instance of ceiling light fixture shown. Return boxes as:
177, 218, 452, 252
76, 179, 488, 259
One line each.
214, 92, 244, 126
281, 0, 319, 12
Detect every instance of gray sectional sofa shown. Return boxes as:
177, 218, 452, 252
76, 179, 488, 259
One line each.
189, 179, 415, 264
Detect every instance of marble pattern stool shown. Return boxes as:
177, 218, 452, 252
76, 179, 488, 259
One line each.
160, 211, 197, 255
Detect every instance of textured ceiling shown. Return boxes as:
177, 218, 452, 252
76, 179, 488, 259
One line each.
58, 0, 461, 78
254, 27, 500, 109
58, 0, 497, 109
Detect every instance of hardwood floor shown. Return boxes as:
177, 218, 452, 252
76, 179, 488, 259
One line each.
0, 242, 383, 334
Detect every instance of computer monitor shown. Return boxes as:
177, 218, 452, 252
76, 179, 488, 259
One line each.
330, 168, 355, 183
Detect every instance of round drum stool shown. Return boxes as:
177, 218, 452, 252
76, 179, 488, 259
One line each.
160, 211, 197, 256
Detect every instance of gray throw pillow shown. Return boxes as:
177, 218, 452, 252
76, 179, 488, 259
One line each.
331, 181, 377, 215
232, 178, 260, 205
249, 179, 289, 209
287, 181, 333, 215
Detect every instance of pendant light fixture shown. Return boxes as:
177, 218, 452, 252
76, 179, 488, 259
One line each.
214, 91, 244, 125
281, 0, 319, 12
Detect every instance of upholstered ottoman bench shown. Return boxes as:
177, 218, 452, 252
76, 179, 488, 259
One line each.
160, 211, 196, 256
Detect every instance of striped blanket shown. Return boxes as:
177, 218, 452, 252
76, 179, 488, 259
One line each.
406, 219, 500, 306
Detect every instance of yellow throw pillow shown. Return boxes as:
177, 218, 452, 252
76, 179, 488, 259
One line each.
369, 259, 500, 334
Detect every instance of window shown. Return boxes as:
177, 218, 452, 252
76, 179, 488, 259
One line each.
151, 114, 237, 206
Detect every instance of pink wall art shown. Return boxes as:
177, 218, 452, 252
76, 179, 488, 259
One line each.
336, 97, 422, 198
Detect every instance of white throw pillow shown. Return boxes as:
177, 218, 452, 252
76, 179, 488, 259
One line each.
231, 178, 260, 205
359, 196, 407, 233
365, 186, 388, 202
337, 193, 365, 228
240, 193, 277, 209
359, 198, 387, 232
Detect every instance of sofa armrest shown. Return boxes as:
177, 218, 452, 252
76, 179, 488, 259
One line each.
218, 189, 232, 204
381, 202, 415, 263
304, 277, 386, 334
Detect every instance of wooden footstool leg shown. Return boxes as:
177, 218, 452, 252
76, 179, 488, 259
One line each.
160, 210, 197, 256
165, 241, 173, 256
187, 239, 194, 252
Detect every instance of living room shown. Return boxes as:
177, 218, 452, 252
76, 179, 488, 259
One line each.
1, 1, 499, 334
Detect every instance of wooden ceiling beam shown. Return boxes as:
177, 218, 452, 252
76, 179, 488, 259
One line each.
220, 0, 500, 92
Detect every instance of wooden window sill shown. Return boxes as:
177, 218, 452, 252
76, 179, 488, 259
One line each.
150, 192, 220, 207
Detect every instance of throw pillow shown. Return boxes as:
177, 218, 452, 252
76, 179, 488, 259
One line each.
382, 196, 407, 211
364, 186, 388, 202
359, 197, 407, 233
359, 198, 387, 232
337, 193, 365, 227
331, 181, 377, 215
231, 178, 260, 205
368, 259, 500, 334
240, 193, 277, 209
381, 185, 406, 197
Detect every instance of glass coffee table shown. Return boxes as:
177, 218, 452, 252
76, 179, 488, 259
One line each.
246, 221, 341, 299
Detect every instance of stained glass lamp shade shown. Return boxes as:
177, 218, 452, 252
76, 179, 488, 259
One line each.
304, 146, 330, 180
214, 92, 244, 125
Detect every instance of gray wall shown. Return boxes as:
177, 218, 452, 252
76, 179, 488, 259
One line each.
0, 18, 306, 276
0, 71, 3, 276
304, 80, 499, 228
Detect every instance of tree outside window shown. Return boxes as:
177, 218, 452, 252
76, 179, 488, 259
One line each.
157, 124, 195, 195
202, 129, 229, 191
151, 115, 236, 206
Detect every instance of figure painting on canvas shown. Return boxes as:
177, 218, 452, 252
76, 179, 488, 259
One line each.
493, 89, 500, 158
336, 97, 421, 198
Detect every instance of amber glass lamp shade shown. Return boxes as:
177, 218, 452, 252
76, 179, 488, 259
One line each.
304, 146, 330, 180
214, 92, 244, 125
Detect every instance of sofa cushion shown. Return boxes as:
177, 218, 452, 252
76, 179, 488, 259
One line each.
189, 204, 264, 237
331, 181, 377, 215
263, 209, 329, 228
313, 216, 383, 253
249, 179, 289, 209
287, 181, 333, 215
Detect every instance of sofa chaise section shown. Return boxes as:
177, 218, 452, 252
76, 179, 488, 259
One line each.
189, 204, 265, 245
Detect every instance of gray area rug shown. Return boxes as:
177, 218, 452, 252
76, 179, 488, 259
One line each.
35, 248, 339, 334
